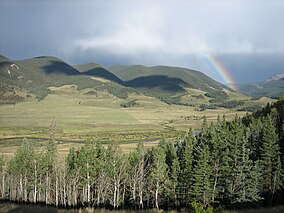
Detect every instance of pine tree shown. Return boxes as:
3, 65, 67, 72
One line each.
177, 128, 195, 206
233, 142, 262, 203
248, 117, 263, 161
191, 141, 213, 206
259, 115, 283, 205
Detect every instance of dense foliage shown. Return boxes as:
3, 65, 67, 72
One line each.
0, 82, 25, 104
120, 100, 140, 108
205, 90, 229, 103
0, 101, 283, 211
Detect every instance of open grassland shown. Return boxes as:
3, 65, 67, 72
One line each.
0, 85, 275, 155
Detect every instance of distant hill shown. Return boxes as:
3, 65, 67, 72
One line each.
108, 65, 230, 92
74, 63, 123, 84
265, 73, 284, 82
236, 73, 284, 98
1, 54, 249, 107
0, 56, 133, 101
0, 56, 81, 84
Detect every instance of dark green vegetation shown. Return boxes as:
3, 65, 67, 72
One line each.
0, 99, 283, 212
236, 73, 284, 98
120, 100, 141, 108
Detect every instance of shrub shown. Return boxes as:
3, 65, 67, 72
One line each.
191, 201, 213, 213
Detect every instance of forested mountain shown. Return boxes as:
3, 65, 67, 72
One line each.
236, 73, 284, 98
0, 99, 283, 211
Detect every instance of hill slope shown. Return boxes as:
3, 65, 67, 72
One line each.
237, 73, 284, 98
108, 65, 230, 92
74, 63, 123, 84
106, 64, 239, 105
1, 54, 251, 108
0, 56, 135, 101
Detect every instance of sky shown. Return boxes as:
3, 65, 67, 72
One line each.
0, 0, 284, 84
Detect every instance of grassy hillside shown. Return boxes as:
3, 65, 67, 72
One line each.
74, 63, 123, 84
74, 62, 249, 107
109, 64, 230, 91
1, 54, 267, 110
107, 64, 240, 105
0, 56, 137, 101
1, 54, 274, 112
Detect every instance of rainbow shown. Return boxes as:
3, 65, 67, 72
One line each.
203, 53, 237, 91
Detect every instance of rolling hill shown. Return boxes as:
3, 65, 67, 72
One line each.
0, 54, 253, 108
236, 73, 284, 98
0, 55, 134, 101
108, 65, 231, 92
74, 63, 123, 84
106, 64, 237, 105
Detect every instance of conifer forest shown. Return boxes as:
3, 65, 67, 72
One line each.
0, 100, 283, 211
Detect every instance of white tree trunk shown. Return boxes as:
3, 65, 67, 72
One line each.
34, 163, 37, 203
155, 182, 159, 209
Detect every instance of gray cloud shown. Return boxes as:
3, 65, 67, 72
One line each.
0, 0, 284, 83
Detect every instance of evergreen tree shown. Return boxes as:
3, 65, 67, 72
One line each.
248, 117, 263, 161
177, 128, 195, 206
158, 138, 180, 207
191, 141, 213, 206
260, 115, 283, 204
233, 142, 262, 203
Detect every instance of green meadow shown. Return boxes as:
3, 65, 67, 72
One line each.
0, 85, 274, 155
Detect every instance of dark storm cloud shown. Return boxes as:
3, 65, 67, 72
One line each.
0, 0, 284, 83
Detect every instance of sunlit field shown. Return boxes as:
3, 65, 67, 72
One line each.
1, 85, 270, 155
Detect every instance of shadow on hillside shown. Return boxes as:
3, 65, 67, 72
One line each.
124, 75, 187, 92
41, 63, 187, 94
41, 61, 80, 75
83, 67, 123, 84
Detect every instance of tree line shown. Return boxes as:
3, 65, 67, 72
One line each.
0, 102, 283, 211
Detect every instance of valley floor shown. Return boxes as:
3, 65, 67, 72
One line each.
0, 85, 274, 155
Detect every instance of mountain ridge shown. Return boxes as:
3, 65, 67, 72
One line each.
236, 72, 284, 98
